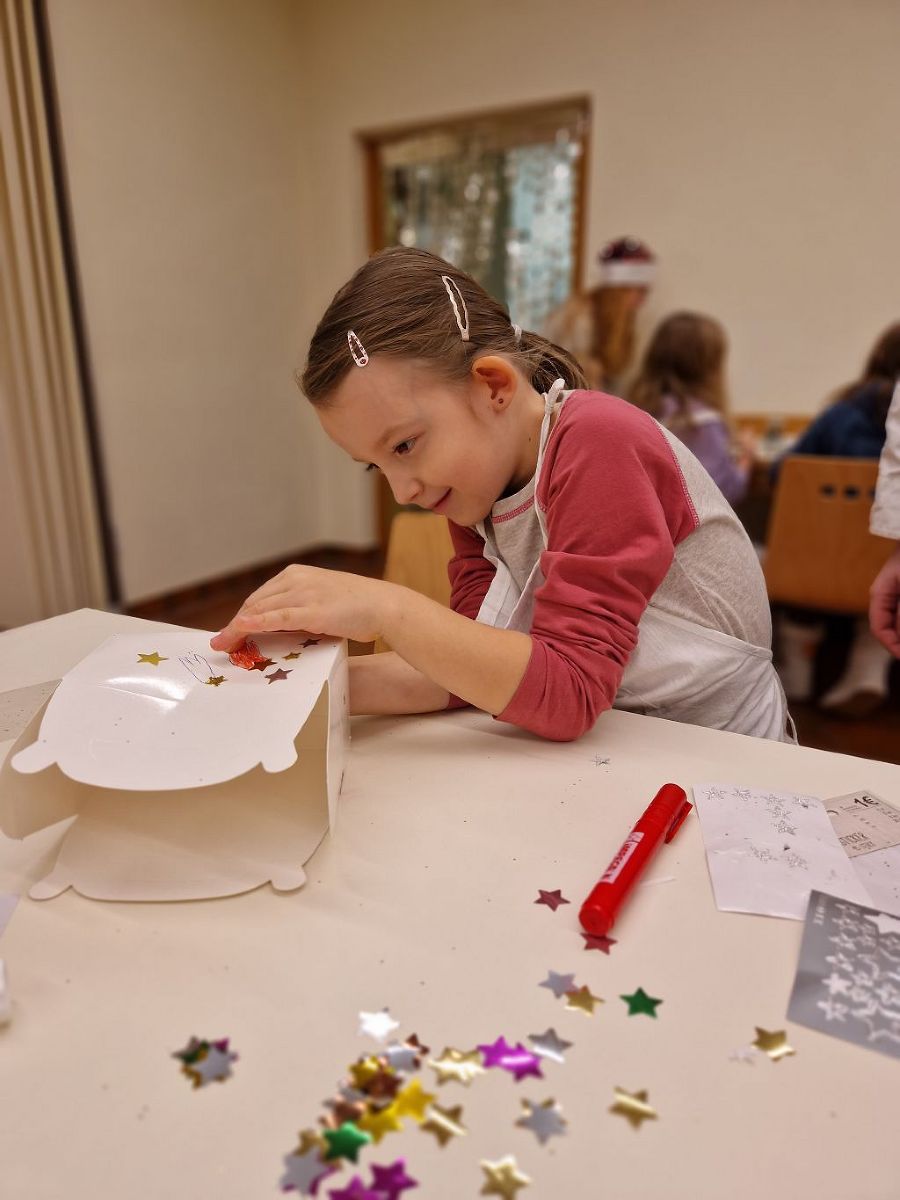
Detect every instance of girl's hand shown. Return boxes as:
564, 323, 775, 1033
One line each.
209, 565, 399, 652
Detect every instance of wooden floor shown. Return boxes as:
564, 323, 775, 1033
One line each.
129, 547, 900, 768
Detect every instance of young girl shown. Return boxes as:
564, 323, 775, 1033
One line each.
628, 312, 750, 506
211, 247, 792, 743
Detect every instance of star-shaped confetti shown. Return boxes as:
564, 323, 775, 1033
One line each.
358, 1009, 401, 1043
250, 657, 276, 672
357, 1102, 403, 1144
228, 639, 268, 670
428, 1047, 485, 1086
609, 1087, 657, 1129
301, 637, 320, 647
581, 933, 617, 954
205, 675, 226, 687
564, 986, 603, 1015
527, 1028, 572, 1064
328, 1177, 381, 1200
279, 1147, 335, 1194
284, 650, 303, 660
266, 667, 292, 684
349, 1056, 384, 1089
620, 987, 663, 1018
535, 889, 570, 911
538, 970, 577, 999
479, 1155, 531, 1198
477, 1037, 543, 1082
172, 1037, 238, 1087
369, 1159, 418, 1199
384, 1036, 428, 1073
729, 1046, 758, 1065
420, 1102, 466, 1146
752, 1027, 796, 1062
393, 1079, 435, 1123
516, 1097, 567, 1145
137, 651, 167, 665
322, 1121, 372, 1163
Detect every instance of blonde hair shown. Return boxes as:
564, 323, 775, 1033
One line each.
629, 312, 729, 424
590, 287, 638, 380
299, 246, 588, 405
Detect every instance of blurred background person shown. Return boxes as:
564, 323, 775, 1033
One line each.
542, 236, 655, 392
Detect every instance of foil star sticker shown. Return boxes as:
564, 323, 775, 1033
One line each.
250, 657, 275, 672
420, 1101, 466, 1146
359, 1009, 401, 1043
279, 1146, 335, 1194
266, 668, 292, 683
137, 651, 167, 665
428, 1047, 485, 1086
516, 1097, 567, 1145
301, 637, 320, 647
564, 986, 604, 1015
393, 1079, 435, 1123
609, 1086, 657, 1129
228, 639, 268, 670
357, 1102, 403, 1144
527, 1028, 572, 1064
322, 1121, 372, 1163
283, 650, 303, 660
477, 1037, 543, 1082
581, 933, 617, 954
620, 987, 663, 1018
328, 1177, 382, 1200
479, 1155, 531, 1198
752, 1027, 796, 1062
172, 1037, 238, 1087
535, 889, 570, 911
369, 1159, 419, 1199
205, 675, 226, 687
538, 970, 576, 999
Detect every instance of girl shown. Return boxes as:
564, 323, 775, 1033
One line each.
211, 247, 791, 743
628, 312, 750, 506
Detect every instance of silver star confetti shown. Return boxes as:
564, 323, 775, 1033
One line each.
516, 1097, 568, 1145
538, 970, 577, 999
279, 1147, 333, 1194
528, 1028, 573, 1064
358, 1008, 400, 1043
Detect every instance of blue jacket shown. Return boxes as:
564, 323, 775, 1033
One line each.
789, 384, 887, 460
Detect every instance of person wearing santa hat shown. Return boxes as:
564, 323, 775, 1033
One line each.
542, 236, 656, 393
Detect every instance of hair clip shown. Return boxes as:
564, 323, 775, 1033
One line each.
347, 330, 369, 367
441, 275, 470, 342
513, 324, 522, 344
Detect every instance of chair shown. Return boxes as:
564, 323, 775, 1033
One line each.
764, 456, 894, 614
375, 512, 455, 651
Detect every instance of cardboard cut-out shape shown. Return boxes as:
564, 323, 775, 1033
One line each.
0, 631, 348, 902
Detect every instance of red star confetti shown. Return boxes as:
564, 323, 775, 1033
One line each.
581, 933, 617, 954
228, 639, 268, 670
266, 668, 293, 684
535, 889, 570, 911
172, 1036, 238, 1087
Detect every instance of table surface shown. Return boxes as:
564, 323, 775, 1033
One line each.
1, 609, 899, 1200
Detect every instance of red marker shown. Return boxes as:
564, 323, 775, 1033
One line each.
579, 783, 692, 937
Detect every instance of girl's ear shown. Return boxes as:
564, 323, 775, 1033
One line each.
471, 355, 518, 410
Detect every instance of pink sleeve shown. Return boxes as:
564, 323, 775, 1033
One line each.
444, 520, 496, 710
497, 393, 699, 741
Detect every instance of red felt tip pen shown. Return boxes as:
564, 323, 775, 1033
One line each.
579, 783, 692, 937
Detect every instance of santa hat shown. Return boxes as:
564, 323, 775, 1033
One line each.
598, 236, 657, 286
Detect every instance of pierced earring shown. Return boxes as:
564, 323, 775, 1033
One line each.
347, 330, 368, 367
441, 275, 470, 342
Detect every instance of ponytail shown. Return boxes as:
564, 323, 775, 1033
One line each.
517, 329, 589, 393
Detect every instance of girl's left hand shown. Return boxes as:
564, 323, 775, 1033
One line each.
209, 565, 397, 652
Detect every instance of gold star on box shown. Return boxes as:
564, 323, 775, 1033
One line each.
564, 985, 604, 1015
753, 1027, 796, 1062
480, 1155, 531, 1198
420, 1102, 466, 1146
609, 1086, 657, 1129
205, 675, 226, 687
428, 1047, 485, 1086
284, 650, 302, 660
393, 1078, 435, 1123
137, 651, 167, 666
357, 1101, 403, 1143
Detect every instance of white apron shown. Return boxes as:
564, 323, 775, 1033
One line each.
474, 381, 794, 742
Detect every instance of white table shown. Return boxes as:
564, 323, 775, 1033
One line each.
1, 609, 899, 1200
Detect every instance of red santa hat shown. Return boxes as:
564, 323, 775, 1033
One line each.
598, 236, 657, 286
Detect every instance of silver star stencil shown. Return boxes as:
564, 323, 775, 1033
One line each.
358, 1007, 400, 1043
516, 1097, 567, 1145
528, 1027, 573, 1064
279, 1148, 332, 1194
539, 970, 577, 999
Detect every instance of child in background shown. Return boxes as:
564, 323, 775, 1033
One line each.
777, 322, 900, 715
211, 247, 792, 743
628, 312, 751, 506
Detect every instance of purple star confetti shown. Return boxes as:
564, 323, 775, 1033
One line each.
369, 1159, 418, 1199
535, 889, 570, 911
327, 1177, 381, 1200
477, 1036, 543, 1082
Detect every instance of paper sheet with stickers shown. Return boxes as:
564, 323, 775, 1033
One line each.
692, 783, 873, 919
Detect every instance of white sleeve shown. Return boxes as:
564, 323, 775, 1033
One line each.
871, 380, 900, 540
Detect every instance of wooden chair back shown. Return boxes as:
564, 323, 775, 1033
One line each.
764, 456, 893, 614
376, 512, 454, 651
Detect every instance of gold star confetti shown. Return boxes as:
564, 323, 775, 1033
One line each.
564, 985, 604, 1015
349, 1056, 384, 1088
357, 1101, 403, 1143
284, 650, 302, 660
609, 1087, 657, 1129
753, 1027, 796, 1062
137, 651, 167, 666
205, 675, 226, 687
479, 1155, 531, 1198
428, 1047, 485, 1086
420, 1101, 466, 1146
293, 1128, 326, 1155
393, 1078, 435, 1123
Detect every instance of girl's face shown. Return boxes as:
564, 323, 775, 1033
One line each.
317, 357, 538, 527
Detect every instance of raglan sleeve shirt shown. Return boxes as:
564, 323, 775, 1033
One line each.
447, 394, 699, 740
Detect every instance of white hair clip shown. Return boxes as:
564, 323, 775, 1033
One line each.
513, 324, 522, 344
441, 275, 470, 342
347, 330, 369, 367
